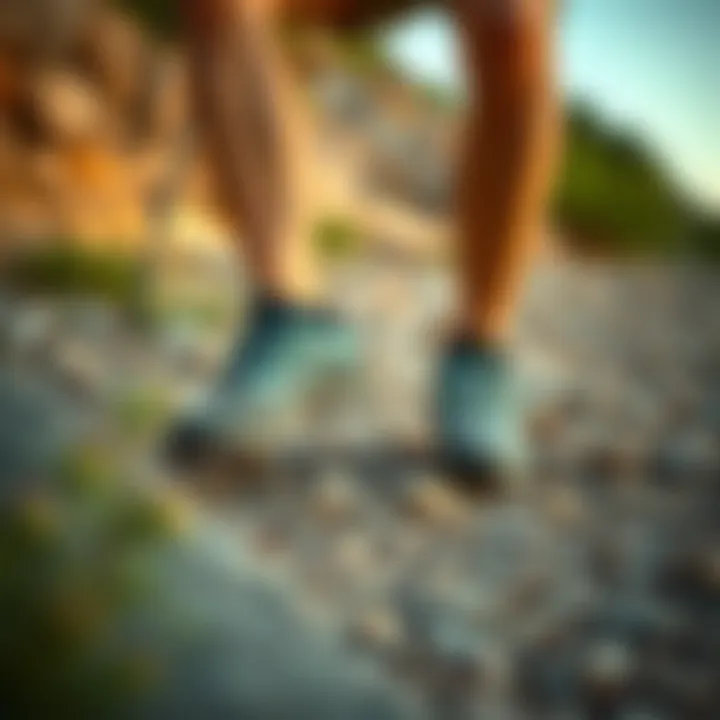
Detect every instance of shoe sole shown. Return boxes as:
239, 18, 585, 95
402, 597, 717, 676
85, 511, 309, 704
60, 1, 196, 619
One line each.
164, 361, 361, 485
436, 451, 529, 500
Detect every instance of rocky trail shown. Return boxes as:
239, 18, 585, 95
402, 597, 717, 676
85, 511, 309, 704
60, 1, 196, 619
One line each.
1, 254, 719, 719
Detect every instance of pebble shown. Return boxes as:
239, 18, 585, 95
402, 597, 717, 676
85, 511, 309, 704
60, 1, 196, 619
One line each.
401, 476, 468, 528
333, 532, 377, 579
252, 523, 290, 559
584, 639, 636, 689
476, 642, 515, 695
545, 484, 586, 529
8, 304, 56, 356
54, 339, 109, 398
615, 707, 664, 720
310, 469, 361, 526
349, 606, 405, 651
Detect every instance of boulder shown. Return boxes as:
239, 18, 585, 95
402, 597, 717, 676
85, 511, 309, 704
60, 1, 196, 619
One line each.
0, 0, 94, 57
31, 69, 105, 144
78, 7, 149, 115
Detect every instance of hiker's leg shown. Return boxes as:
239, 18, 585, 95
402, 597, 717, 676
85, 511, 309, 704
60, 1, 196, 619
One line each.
181, 0, 320, 302
170, 1, 361, 466
436, 0, 561, 485
453, 0, 561, 343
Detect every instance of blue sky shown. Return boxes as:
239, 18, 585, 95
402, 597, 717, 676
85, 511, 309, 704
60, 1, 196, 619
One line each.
383, 0, 719, 210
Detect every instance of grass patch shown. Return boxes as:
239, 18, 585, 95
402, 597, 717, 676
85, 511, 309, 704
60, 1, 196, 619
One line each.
113, 385, 173, 440
0, 439, 184, 717
313, 215, 362, 261
4, 245, 142, 307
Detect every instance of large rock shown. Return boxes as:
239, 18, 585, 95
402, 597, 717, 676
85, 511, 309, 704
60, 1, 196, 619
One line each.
78, 7, 150, 116
31, 69, 105, 143
0, 0, 95, 58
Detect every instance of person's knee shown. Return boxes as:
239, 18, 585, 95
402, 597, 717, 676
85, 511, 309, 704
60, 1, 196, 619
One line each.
181, 0, 277, 32
457, 0, 552, 54
457, 0, 552, 31
457, 0, 554, 89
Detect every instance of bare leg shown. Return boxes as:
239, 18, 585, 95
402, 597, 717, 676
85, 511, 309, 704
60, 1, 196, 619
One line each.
453, 0, 561, 344
169, 1, 363, 468
436, 1, 561, 486
181, 0, 321, 302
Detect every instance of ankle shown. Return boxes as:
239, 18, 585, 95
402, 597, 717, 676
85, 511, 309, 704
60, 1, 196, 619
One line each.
253, 278, 325, 311
454, 304, 517, 348
451, 323, 511, 353
249, 290, 345, 333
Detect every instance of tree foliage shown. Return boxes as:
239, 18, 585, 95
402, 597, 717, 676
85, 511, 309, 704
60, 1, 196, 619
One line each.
113, 0, 178, 40
112, 1, 719, 261
553, 104, 697, 257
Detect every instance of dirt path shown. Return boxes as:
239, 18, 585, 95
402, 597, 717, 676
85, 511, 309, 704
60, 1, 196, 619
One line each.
1, 256, 719, 718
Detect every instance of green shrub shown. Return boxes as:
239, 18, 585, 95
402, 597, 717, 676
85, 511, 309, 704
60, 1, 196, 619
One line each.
113, 0, 179, 40
0, 442, 185, 717
554, 105, 692, 258
5, 244, 141, 306
114, 385, 172, 440
688, 212, 720, 261
313, 215, 362, 260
